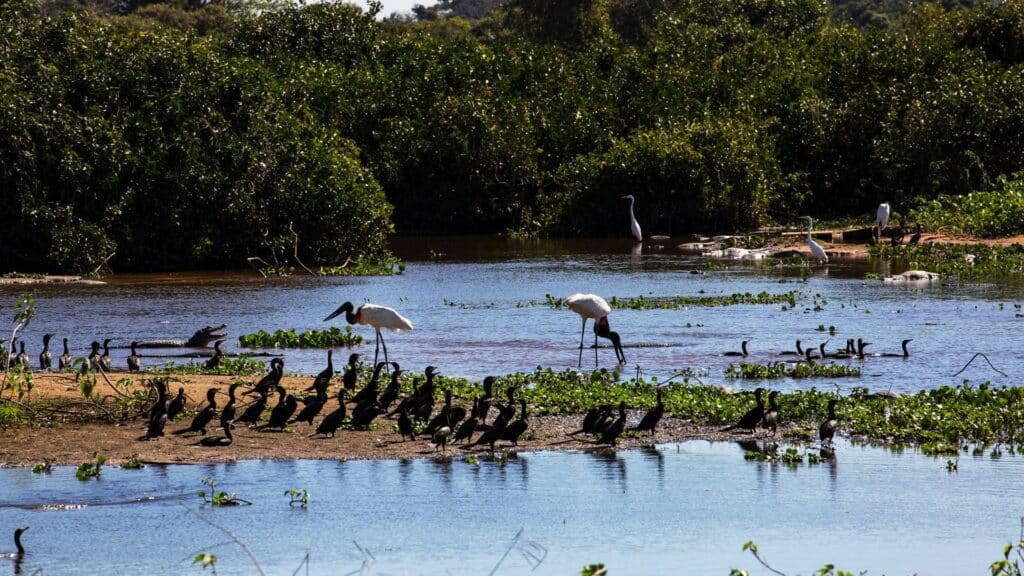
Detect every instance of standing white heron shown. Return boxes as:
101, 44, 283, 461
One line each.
875, 202, 890, 244
621, 195, 643, 242
800, 216, 828, 263
876, 202, 890, 231
565, 293, 626, 367
324, 302, 413, 366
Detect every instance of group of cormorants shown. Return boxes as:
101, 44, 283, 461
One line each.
733, 337, 912, 361
132, 350, 687, 452
2, 334, 230, 373
138, 353, 541, 452
721, 387, 839, 449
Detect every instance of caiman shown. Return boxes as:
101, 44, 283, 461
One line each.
133, 325, 228, 348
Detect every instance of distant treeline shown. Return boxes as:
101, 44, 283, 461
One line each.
1, 0, 1023, 273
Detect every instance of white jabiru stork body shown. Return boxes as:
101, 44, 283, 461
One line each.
800, 216, 828, 263
324, 302, 412, 366
565, 293, 626, 367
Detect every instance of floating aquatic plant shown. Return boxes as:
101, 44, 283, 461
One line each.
239, 327, 362, 349
76, 452, 105, 481
199, 477, 251, 507
724, 362, 860, 379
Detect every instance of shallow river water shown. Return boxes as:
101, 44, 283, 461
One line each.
1, 440, 1023, 575
4, 236, 1024, 393
2, 236, 1024, 574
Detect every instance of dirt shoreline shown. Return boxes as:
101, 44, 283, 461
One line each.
0, 373, 763, 467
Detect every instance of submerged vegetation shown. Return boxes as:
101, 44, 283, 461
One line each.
3, 0, 1024, 272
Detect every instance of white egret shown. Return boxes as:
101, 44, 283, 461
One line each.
800, 216, 828, 263
565, 293, 626, 367
324, 302, 413, 366
621, 195, 642, 242
876, 202, 890, 231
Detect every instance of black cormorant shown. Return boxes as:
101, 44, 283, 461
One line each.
174, 388, 218, 435
720, 388, 765, 433
39, 334, 53, 370
311, 390, 347, 438
631, 388, 664, 435
59, 337, 73, 370
127, 341, 141, 373
204, 340, 224, 370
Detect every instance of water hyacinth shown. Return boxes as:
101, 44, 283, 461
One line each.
239, 326, 363, 349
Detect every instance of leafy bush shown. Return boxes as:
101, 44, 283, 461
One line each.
910, 174, 1024, 237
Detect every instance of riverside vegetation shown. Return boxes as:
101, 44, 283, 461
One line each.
2, 0, 1024, 273
4, 363, 1024, 452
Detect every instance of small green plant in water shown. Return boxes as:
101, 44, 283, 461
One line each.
284, 488, 309, 507
199, 477, 251, 507
581, 564, 607, 576
192, 553, 217, 572
122, 455, 145, 470
76, 452, 106, 481
32, 459, 53, 474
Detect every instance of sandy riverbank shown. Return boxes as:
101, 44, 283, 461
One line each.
0, 373, 763, 467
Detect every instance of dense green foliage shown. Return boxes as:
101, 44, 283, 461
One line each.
910, 173, 1024, 237
3, 0, 1024, 272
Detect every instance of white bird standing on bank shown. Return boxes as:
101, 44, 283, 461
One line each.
324, 302, 413, 366
800, 216, 828, 263
565, 293, 626, 367
621, 195, 642, 242
877, 202, 890, 231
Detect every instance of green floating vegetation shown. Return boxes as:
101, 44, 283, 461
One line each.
199, 477, 251, 507
121, 455, 145, 470
76, 452, 106, 481
434, 369, 1024, 447
743, 446, 822, 466
146, 355, 267, 376
724, 362, 861, 379
238, 327, 362, 349
871, 242, 1024, 277
538, 291, 800, 310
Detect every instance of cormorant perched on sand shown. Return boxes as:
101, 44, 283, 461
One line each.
721, 388, 765, 434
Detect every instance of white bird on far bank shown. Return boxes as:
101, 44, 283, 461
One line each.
800, 216, 828, 263
621, 195, 642, 242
